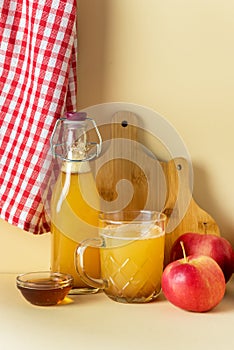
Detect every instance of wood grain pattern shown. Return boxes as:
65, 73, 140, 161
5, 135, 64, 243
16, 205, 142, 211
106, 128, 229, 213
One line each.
161, 157, 220, 265
95, 111, 166, 213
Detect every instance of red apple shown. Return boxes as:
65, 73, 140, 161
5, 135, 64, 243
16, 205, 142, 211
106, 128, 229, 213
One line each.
162, 251, 226, 312
170, 233, 234, 283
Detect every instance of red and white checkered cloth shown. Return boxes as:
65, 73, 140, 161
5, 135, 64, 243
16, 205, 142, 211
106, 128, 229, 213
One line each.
0, 0, 77, 234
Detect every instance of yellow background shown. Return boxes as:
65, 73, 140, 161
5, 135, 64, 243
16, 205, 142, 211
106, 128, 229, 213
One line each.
1, 0, 233, 272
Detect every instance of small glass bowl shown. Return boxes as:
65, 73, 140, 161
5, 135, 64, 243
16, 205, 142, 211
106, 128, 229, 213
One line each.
16, 271, 74, 306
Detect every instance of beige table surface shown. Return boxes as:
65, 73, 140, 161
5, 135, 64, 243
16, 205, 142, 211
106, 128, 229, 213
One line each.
1, 273, 234, 350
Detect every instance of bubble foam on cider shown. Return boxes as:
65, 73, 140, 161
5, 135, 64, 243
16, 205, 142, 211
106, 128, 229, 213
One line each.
101, 223, 164, 242
61, 143, 91, 174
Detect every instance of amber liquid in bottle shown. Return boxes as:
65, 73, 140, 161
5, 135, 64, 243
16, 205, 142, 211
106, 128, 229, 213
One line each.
51, 162, 100, 291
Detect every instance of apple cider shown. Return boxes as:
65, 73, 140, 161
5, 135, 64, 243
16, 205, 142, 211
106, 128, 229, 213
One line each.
50, 112, 102, 293
50, 162, 100, 292
100, 224, 165, 302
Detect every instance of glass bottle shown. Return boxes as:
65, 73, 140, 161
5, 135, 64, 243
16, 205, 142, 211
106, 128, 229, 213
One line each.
50, 112, 102, 294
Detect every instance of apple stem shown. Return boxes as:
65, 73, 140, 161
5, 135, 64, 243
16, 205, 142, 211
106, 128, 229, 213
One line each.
180, 241, 188, 263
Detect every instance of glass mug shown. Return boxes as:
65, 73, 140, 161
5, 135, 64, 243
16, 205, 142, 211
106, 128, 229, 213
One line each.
75, 210, 166, 303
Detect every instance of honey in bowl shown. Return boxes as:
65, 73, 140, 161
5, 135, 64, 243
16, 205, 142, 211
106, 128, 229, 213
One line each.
16, 271, 74, 306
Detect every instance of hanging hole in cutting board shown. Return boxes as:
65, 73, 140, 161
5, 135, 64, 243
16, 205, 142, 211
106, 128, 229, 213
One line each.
121, 120, 128, 127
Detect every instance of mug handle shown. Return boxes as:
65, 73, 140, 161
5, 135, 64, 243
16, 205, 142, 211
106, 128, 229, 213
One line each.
75, 237, 106, 290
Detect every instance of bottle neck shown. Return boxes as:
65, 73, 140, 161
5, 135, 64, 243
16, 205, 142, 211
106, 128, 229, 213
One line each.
51, 112, 102, 162
61, 141, 91, 174
61, 160, 91, 174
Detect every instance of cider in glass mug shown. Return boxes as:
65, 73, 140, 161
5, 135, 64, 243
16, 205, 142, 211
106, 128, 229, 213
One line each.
76, 210, 166, 303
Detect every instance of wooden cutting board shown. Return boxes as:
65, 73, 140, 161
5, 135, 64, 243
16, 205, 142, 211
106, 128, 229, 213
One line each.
161, 157, 220, 265
94, 111, 220, 265
95, 111, 167, 213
